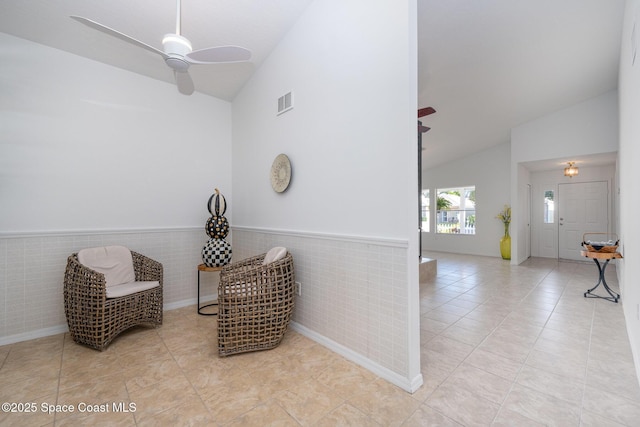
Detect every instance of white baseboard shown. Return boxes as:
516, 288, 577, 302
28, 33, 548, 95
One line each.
0, 325, 69, 346
290, 321, 423, 394
0, 298, 218, 346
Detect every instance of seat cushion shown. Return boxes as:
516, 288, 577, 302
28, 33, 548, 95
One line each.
106, 281, 160, 299
263, 247, 287, 265
77, 246, 135, 287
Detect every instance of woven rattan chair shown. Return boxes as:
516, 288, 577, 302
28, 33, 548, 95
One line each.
217, 249, 295, 356
63, 246, 163, 351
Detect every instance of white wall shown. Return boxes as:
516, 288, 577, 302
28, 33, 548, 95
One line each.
619, 0, 640, 385
421, 142, 511, 257
0, 33, 233, 342
231, 4, 415, 240
231, 0, 422, 392
511, 90, 619, 263
0, 33, 232, 233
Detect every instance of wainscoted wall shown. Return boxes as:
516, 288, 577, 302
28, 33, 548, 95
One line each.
232, 226, 410, 383
0, 228, 218, 345
1, 226, 414, 388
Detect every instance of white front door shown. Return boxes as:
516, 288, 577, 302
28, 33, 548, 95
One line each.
558, 181, 608, 261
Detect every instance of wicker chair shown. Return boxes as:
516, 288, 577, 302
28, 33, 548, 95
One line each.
63, 246, 163, 351
217, 250, 295, 356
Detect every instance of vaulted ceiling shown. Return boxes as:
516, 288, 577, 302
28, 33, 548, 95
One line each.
0, 0, 626, 169
418, 0, 625, 169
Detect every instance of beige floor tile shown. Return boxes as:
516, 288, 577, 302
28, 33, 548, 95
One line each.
224, 400, 298, 426
423, 309, 462, 325
501, 383, 581, 426
437, 303, 475, 317
586, 358, 640, 402
314, 358, 377, 400
315, 402, 381, 426
53, 408, 136, 426
273, 378, 344, 425
409, 379, 439, 403
440, 324, 489, 346
452, 316, 496, 335
423, 335, 475, 363
0, 344, 10, 363
56, 375, 130, 421
463, 348, 523, 382
420, 317, 450, 334
446, 298, 480, 310
128, 375, 199, 423
137, 399, 214, 427
122, 357, 185, 390
525, 348, 588, 380
476, 332, 532, 364
4, 335, 64, 361
0, 373, 60, 402
582, 384, 640, 426
579, 410, 627, 427
202, 382, 264, 424
491, 407, 547, 426
515, 364, 584, 404
108, 327, 162, 356
420, 348, 460, 375
0, 355, 62, 384
425, 381, 501, 427
348, 378, 420, 427
0, 394, 57, 426
443, 363, 513, 404
403, 403, 463, 426
184, 361, 251, 401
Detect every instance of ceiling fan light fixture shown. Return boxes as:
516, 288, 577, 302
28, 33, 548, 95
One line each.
162, 33, 192, 55
564, 161, 579, 178
70, 0, 251, 95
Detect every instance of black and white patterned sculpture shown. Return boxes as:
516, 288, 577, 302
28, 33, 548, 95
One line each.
202, 188, 232, 267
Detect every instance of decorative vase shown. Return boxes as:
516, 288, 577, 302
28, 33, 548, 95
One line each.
500, 223, 511, 260
202, 188, 232, 267
202, 238, 233, 267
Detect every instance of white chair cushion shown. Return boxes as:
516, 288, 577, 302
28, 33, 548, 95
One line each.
106, 281, 160, 299
263, 247, 287, 265
77, 245, 135, 287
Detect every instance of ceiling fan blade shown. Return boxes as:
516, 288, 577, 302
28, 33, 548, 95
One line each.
174, 70, 194, 95
70, 16, 168, 59
418, 124, 431, 133
418, 107, 436, 118
186, 46, 251, 64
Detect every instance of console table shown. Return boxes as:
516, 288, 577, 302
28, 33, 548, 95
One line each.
197, 264, 222, 315
581, 250, 622, 303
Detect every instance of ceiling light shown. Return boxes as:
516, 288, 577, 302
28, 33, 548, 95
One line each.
564, 162, 579, 178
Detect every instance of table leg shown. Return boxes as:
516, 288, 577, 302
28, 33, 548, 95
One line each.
198, 269, 218, 315
584, 258, 620, 303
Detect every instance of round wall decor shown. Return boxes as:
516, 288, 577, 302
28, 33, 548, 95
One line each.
270, 154, 292, 193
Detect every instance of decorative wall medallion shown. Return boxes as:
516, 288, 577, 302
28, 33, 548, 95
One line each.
270, 153, 292, 193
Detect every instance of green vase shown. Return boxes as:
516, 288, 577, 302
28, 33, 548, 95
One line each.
500, 224, 511, 260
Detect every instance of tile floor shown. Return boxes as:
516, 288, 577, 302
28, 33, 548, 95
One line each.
1, 252, 639, 426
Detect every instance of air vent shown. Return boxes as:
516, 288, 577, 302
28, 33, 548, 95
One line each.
277, 91, 294, 115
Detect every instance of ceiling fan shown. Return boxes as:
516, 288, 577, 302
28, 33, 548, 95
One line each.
418, 106, 436, 133
70, 0, 251, 95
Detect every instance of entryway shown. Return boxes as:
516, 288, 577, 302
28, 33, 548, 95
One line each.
558, 181, 609, 261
